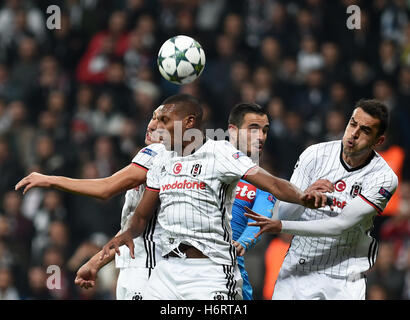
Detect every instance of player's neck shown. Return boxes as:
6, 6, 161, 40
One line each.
177, 133, 206, 156
341, 149, 373, 168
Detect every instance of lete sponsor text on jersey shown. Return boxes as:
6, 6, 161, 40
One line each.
235, 181, 257, 201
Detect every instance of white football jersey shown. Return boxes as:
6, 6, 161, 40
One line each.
146, 139, 257, 266
284, 140, 398, 277
115, 143, 165, 269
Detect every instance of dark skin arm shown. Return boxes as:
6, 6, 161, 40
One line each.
244, 167, 329, 209
100, 189, 160, 260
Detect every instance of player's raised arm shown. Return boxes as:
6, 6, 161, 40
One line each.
246, 195, 378, 237
244, 166, 328, 209
100, 188, 160, 260
246, 171, 398, 237
15, 163, 147, 200
212, 140, 328, 209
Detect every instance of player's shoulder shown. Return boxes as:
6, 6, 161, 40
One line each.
206, 139, 242, 155
131, 143, 167, 164
309, 140, 340, 153
143, 143, 166, 154
209, 139, 232, 149
300, 140, 340, 159
370, 151, 399, 185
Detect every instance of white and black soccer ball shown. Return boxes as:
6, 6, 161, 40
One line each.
157, 35, 206, 85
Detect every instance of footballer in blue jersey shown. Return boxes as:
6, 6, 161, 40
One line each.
227, 102, 273, 300
232, 179, 276, 300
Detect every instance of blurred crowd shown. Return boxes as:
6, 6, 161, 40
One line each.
0, 0, 409, 300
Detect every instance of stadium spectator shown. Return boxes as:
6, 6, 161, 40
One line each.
76, 11, 129, 84
0, 266, 20, 300
25, 265, 52, 300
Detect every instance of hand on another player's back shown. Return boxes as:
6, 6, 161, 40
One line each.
100, 230, 135, 260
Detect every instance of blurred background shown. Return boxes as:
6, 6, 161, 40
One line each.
0, 0, 409, 300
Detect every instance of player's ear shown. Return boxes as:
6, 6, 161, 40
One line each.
185, 115, 196, 129
228, 124, 238, 138
374, 134, 385, 147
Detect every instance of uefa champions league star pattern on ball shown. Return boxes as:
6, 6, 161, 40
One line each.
157, 35, 206, 85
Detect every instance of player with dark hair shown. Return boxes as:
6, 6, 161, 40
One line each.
244, 99, 398, 300
227, 102, 276, 300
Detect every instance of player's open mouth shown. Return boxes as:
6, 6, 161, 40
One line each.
346, 140, 354, 147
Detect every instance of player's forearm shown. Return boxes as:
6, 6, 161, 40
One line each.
87, 248, 116, 270
128, 213, 149, 238
276, 201, 305, 221
89, 230, 121, 268
267, 177, 304, 206
281, 218, 347, 236
245, 168, 304, 205
48, 176, 115, 200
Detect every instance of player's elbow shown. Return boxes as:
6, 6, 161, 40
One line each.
98, 187, 116, 200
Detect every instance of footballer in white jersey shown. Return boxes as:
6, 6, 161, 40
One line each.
276, 140, 397, 295
101, 94, 330, 300
147, 139, 256, 266
115, 143, 165, 300
245, 100, 398, 300
116, 144, 165, 270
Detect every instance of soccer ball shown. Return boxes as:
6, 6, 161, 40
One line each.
157, 35, 206, 85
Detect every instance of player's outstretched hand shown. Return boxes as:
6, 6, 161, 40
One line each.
305, 179, 334, 193
244, 207, 282, 237
232, 241, 245, 256
15, 172, 51, 195
75, 262, 98, 289
301, 190, 328, 209
100, 230, 135, 261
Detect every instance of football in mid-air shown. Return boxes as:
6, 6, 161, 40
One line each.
157, 35, 206, 85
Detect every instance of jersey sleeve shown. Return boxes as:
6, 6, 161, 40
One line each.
237, 190, 276, 251
213, 141, 257, 183
131, 143, 164, 171
359, 172, 398, 215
